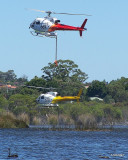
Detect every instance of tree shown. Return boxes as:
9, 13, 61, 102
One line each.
0, 95, 8, 109
107, 78, 128, 102
17, 75, 28, 84
103, 95, 115, 104
17, 87, 39, 96
0, 70, 17, 83
42, 60, 88, 82
26, 76, 46, 87
8, 94, 36, 111
24, 76, 47, 94
86, 80, 108, 99
41, 60, 88, 96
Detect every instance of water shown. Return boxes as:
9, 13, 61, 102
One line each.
0, 126, 128, 160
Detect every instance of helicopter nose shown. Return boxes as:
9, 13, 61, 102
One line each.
29, 24, 31, 29
29, 23, 34, 29
36, 98, 39, 103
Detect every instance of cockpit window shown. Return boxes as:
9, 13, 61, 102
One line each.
32, 21, 36, 24
36, 21, 40, 25
50, 19, 54, 23
41, 96, 44, 99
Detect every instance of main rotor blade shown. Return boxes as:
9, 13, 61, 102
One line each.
27, 9, 92, 16
52, 12, 92, 16
24, 85, 57, 90
27, 8, 46, 13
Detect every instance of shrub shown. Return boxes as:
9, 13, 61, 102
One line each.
77, 114, 97, 129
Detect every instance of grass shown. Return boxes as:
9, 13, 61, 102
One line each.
0, 111, 29, 128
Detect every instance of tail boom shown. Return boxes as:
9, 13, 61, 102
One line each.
49, 19, 88, 37
51, 89, 83, 103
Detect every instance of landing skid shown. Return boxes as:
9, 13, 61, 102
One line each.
30, 31, 57, 38
37, 103, 59, 108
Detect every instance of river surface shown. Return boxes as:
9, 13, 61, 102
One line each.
0, 126, 128, 160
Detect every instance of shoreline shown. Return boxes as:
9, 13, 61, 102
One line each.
28, 124, 128, 131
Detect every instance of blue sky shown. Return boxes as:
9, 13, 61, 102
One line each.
0, 0, 128, 82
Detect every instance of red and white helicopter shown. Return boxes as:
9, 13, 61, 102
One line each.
29, 9, 91, 37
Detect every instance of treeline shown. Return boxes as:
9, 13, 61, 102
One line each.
0, 70, 27, 85
0, 60, 128, 128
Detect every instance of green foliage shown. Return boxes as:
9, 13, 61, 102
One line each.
86, 80, 107, 98
0, 70, 17, 83
114, 108, 122, 120
77, 114, 97, 129
13, 106, 29, 115
0, 115, 29, 128
8, 94, 36, 111
26, 76, 46, 87
0, 95, 8, 109
59, 102, 123, 127
42, 59, 88, 82
1, 62, 128, 128
17, 75, 28, 84
41, 60, 88, 96
107, 77, 128, 102
0, 70, 28, 85
48, 115, 58, 125
103, 95, 115, 104
18, 87, 39, 96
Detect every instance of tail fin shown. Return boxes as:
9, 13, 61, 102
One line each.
76, 89, 83, 102
79, 19, 88, 37
77, 89, 83, 97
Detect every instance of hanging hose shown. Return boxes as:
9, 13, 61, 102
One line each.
54, 35, 58, 66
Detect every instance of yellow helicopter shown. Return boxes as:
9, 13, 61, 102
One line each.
28, 86, 83, 107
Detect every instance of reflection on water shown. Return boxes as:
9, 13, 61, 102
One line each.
0, 126, 128, 160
